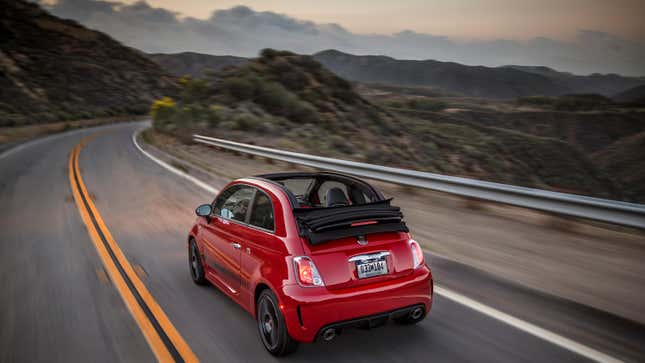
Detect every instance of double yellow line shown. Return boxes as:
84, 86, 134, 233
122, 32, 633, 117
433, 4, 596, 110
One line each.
68, 135, 198, 363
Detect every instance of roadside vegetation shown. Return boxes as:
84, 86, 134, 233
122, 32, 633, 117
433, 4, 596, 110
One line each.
515, 94, 614, 111
151, 49, 639, 202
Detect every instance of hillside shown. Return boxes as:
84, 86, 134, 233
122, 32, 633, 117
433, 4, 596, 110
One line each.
0, 0, 177, 127
613, 85, 645, 104
434, 109, 645, 153
504, 65, 645, 96
312, 50, 568, 99
146, 52, 248, 78
153, 49, 619, 200
594, 132, 645, 202
152, 49, 400, 154
359, 83, 645, 202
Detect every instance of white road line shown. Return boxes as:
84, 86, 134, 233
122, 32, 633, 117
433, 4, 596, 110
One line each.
435, 286, 622, 363
131, 129, 218, 195
131, 129, 623, 363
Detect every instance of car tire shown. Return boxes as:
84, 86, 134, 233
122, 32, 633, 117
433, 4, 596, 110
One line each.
394, 306, 426, 325
189, 239, 206, 285
256, 289, 299, 356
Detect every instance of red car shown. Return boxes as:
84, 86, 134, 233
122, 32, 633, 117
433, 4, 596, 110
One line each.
188, 172, 433, 356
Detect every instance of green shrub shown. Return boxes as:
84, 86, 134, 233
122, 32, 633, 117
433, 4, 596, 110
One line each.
259, 49, 296, 62
232, 115, 255, 131
206, 104, 224, 127
516, 94, 612, 111
278, 68, 309, 91
293, 55, 323, 71
222, 77, 255, 100
180, 76, 209, 104
256, 81, 293, 115
408, 99, 447, 111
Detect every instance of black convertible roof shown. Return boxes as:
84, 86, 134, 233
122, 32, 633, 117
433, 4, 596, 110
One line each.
254, 172, 407, 245
293, 199, 408, 244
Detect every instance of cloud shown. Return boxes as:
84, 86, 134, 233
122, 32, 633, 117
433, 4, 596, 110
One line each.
43, 0, 645, 76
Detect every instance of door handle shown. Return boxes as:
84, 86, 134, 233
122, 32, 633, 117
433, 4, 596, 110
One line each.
231, 242, 242, 250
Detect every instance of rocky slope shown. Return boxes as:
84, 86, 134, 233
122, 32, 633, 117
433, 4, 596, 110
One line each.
613, 85, 645, 104
0, 0, 177, 126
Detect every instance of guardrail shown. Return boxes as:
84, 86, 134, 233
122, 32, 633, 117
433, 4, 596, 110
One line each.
193, 134, 645, 229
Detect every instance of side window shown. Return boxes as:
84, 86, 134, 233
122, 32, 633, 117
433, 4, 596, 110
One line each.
249, 191, 274, 231
213, 185, 255, 223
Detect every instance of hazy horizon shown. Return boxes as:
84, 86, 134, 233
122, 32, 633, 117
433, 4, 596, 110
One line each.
42, 0, 645, 76
108, 0, 645, 43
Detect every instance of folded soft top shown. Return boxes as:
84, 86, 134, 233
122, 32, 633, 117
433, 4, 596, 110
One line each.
293, 199, 408, 245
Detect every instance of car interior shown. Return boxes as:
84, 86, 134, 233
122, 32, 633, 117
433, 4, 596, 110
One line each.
258, 173, 382, 209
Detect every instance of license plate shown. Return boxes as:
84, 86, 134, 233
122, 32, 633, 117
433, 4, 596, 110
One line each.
356, 259, 388, 279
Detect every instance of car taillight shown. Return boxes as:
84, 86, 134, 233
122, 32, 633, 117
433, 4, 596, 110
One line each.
409, 239, 424, 268
294, 256, 324, 287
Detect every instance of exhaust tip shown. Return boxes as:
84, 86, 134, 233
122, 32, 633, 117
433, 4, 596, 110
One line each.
410, 307, 424, 320
322, 328, 337, 342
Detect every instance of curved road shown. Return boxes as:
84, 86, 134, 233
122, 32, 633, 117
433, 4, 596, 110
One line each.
1, 122, 642, 362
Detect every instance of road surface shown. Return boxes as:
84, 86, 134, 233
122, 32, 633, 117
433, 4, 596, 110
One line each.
1, 122, 643, 362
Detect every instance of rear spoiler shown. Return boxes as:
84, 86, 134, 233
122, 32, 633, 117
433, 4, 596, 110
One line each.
293, 199, 409, 245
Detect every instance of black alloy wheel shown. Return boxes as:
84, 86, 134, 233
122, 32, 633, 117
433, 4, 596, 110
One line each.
256, 289, 298, 356
189, 240, 206, 285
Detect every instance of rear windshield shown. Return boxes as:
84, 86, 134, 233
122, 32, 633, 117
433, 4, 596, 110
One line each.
269, 174, 380, 208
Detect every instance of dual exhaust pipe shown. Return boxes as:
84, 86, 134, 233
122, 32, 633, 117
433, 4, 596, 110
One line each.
322, 328, 337, 341
320, 306, 424, 342
410, 306, 424, 320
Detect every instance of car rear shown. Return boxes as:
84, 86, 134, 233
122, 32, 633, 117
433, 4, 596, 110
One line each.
283, 230, 432, 343
257, 172, 433, 343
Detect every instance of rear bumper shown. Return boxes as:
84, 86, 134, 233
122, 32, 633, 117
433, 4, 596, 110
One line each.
316, 304, 425, 340
280, 265, 432, 343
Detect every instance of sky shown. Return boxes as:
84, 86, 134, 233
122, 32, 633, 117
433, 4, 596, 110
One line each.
42, 0, 645, 76
117, 0, 645, 42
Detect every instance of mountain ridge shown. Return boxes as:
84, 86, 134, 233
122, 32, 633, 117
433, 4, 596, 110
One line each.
313, 49, 645, 99
145, 48, 645, 99
503, 64, 645, 96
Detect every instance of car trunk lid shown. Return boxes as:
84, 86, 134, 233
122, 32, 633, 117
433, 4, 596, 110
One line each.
293, 200, 415, 290
301, 231, 415, 290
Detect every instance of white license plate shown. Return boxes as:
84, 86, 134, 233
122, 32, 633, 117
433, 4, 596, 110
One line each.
356, 259, 388, 279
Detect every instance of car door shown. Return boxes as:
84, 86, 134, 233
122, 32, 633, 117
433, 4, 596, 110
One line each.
201, 184, 255, 295
239, 188, 285, 312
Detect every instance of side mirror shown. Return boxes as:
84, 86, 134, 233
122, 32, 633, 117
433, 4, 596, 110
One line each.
195, 204, 213, 217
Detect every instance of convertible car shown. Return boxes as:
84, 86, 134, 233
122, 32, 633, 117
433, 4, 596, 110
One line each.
188, 172, 433, 356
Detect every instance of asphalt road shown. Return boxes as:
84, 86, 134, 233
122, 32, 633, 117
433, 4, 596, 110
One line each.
1, 122, 642, 362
